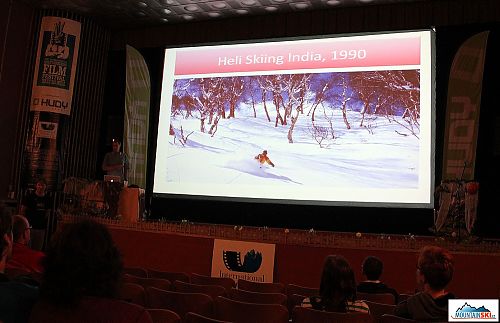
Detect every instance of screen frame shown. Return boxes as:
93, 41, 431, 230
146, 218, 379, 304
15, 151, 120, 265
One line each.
152, 28, 436, 209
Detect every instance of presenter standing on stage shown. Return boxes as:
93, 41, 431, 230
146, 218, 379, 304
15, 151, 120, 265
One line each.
102, 139, 128, 218
102, 139, 128, 183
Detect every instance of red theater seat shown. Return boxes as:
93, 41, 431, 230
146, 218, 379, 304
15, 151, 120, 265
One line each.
190, 273, 236, 292
237, 279, 285, 294
214, 296, 288, 323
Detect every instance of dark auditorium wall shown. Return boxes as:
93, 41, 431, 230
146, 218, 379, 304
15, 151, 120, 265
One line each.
0, 0, 35, 200
104, 0, 500, 237
3, 0, 500, 236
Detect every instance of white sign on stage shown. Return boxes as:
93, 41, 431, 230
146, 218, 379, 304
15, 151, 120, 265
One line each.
211, 239, 275, 283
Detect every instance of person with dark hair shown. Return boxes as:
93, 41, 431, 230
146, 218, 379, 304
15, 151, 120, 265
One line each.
357, 256, 399, 303
0, 204, 39, 323
302, 255, 370, 314
102, 139, 129, 182
20, 177, 51, 251
7, 215, 45, 273
394, 245, 455, 321
29, 219, 152, 323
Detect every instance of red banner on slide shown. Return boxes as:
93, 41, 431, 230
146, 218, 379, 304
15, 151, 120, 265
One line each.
174, 36, 421, 76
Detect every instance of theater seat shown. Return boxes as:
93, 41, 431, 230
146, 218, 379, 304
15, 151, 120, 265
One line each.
147, 308, 181, 323
227, 288, 287, 306
292, 306, 375, 323
146, 287, 214, 319
173, 280, 227, 299
124, 275, 171, 291
119, 282, 147, 307
380, 314, 417, 323
123, 266, 148, 278
237, 279, 285, 293
190, 273, 236, 292
357, 292, 396, 305
364, 301, 396, 322
214, 296, 288, 323
148, 269, 191, 283
185, 312, 234, 323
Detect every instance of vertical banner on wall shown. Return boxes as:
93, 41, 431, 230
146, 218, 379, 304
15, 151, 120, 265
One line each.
211, 239, 275, 283
124, 45, 150, 188
442, 31, 489, 180
24, 16, 80, 191
30, 16, 81, 115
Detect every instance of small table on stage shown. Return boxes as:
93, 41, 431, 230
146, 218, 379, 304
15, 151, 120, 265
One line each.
117, 187, 144, 222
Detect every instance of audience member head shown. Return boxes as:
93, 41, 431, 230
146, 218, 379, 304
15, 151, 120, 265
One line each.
417, 246, 454, 292
362, 256, 383, 281
0, 204, 13, 270
319, 255, 357, 312
34, 177, 47, 195
40, 219, 123, 305
12, 214, 32, 245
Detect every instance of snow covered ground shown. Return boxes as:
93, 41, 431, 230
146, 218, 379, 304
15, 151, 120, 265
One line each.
154, 102, 426, 205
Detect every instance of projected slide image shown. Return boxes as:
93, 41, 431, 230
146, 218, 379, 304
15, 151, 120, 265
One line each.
154, 31, 434, 206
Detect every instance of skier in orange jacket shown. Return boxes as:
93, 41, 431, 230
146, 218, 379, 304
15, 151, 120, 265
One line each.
255, 150, 275, 167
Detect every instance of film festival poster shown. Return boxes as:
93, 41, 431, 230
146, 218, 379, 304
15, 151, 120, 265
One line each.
31, 16, 81, 116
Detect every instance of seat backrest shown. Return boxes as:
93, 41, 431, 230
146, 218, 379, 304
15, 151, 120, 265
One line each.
214, 296, 289, 323
365, 301, 396, 322
146, 286, 214, 319
380, 314, 417, 323
174, 280, 227, 299
123, 266, 148, 278
286, 284, 318, 298
397, 294, 412, 303
357, 292, 396, 305
148, 269, 191, 283
147, 308, 182, 323
184, 311, 234, 323
118, 282, 147, 307
191, 273, 236, 292
293, 306, 375, 323
287, 294, 307, 315
124, 275, 171, 291
228, 288, 287, 306
237, 279, 285, 293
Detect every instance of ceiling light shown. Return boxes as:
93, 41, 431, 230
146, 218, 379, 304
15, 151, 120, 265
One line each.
212, 2, 227, 8
264, 6, 278, 11
184, 4, 199, 11
326, 0, 341, 5
208, 12, 221, 17
358, 0, 374, 3
137, 1, 148, 7
161, 0, 176, 4
162, 8, 172, 14
294, 2, 309, 9
161, 18, 169, 22
241, 0, 257, 6
183, 14, 194, 20
235, 9, 249, 14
